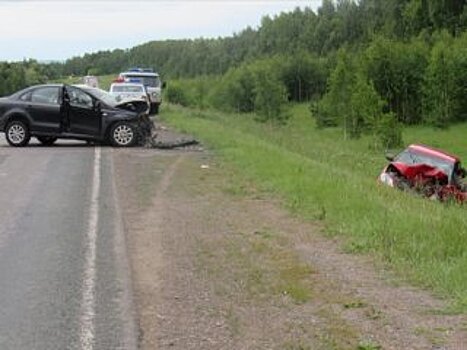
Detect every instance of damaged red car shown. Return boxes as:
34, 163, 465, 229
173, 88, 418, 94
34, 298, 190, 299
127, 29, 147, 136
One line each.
379, 144, 467, 203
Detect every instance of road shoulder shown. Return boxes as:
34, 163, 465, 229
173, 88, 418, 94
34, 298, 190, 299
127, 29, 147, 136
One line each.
114, 148, 466, 350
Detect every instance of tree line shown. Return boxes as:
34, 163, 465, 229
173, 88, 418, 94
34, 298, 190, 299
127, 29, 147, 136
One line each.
51, 0, 467, 80
0, 60, 50, 97
163, 0, 467, 148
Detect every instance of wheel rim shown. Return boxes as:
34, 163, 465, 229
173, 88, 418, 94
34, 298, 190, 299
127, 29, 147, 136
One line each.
8, 124, 26, 144
113, 125, 134, 146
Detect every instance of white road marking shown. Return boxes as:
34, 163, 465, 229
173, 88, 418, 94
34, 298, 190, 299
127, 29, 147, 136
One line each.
80, 147, 101, 350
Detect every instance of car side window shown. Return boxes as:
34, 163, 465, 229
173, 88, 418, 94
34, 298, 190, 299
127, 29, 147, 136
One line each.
19, 91, 32, 102
67, 88, 93, 109
31, 87, 60, 105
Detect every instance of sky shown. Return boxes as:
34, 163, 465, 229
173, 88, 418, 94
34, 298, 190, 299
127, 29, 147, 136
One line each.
0, 0, 321, 62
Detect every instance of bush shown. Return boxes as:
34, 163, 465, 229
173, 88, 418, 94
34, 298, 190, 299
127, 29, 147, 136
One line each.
216, 65, 255, 113
375, 112, 403, 149
165, 82, 191, 107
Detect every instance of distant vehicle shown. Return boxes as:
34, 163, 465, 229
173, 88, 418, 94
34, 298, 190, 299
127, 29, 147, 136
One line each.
0, 84, 152, 147
82, 75, 99, 88
116, 68, 164, 114
109, 83, 150, 113
379, 144, 466, 203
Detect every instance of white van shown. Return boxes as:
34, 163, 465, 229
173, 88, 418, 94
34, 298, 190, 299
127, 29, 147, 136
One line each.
117, 68, 163, 114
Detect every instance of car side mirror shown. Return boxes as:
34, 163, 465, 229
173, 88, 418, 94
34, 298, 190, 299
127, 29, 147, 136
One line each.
162, 81, 167, 89
94, 100, 102, 112
385, 153, 395, 162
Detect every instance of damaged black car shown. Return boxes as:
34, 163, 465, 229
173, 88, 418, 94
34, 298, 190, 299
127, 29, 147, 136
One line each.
0, 84, 153, 147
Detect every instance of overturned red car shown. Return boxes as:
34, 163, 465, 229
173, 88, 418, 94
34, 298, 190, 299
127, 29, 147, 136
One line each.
379, 144, 467, 203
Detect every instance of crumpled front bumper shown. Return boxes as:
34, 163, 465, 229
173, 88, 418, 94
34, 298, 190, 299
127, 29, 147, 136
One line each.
134, 114, 154, 145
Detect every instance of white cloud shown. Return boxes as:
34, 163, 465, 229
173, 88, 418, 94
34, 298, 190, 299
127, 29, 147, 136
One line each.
0, 0, 321, 60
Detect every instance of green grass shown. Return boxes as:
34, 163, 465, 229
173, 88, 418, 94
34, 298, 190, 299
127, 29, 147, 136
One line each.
197, 228, 313, 305
161, 103, 467, 311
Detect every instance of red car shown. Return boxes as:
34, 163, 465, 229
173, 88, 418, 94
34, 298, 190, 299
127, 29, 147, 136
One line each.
379, 144, 467, 203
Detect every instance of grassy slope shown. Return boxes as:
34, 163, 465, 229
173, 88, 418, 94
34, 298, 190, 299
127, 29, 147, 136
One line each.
162, 103, 467, 311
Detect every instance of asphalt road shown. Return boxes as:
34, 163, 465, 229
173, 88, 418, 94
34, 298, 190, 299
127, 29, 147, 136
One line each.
0, 136, 137, 350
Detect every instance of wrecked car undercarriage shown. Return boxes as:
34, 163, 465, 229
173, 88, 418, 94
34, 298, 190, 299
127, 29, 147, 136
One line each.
379, 144, 467, 204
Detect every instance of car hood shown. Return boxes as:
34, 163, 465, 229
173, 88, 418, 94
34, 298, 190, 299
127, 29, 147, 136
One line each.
114, 99, 149, 115
115, 99, 146, 106
391, 162, 448, 182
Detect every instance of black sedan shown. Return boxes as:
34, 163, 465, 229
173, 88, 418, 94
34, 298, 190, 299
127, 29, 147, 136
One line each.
0, 84, 152, 147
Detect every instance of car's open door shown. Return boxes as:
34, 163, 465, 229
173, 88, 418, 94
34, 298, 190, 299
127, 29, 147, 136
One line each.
64, 86, 101, 137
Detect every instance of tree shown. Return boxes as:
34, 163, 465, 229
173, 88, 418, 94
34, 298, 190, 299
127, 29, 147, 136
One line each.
252, 64, 288, 123
365, 36, 428, 124
350, 71, 383, 138
280, 52, 328, 102
315, 48, 355, 137
423, 31, 467, 126
351, 71, 403, 148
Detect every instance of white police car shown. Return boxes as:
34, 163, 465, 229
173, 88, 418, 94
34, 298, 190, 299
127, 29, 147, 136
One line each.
116, 68, 164, 114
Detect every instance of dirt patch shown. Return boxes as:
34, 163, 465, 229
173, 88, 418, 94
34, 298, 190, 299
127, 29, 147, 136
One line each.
113, 148, 466, 350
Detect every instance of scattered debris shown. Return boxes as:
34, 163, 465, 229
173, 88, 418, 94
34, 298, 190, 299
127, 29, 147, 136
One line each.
148, 136, 199, 149
139, 120, 201, 150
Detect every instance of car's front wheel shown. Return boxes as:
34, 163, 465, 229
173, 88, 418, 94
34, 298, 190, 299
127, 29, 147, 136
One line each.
5, 120, 30, 147
37, 136, 57, 146
109, 122, 137, 147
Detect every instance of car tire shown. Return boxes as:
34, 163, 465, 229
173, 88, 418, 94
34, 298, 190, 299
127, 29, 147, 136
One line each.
5, 120, 30, 147
37, 136, 57, 146
109, 122, 137, 147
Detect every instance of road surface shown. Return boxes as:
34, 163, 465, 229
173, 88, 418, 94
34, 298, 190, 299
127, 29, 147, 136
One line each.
0, 136, 137, 350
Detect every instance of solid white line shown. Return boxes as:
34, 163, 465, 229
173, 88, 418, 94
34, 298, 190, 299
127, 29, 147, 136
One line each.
80, 147, 101, 350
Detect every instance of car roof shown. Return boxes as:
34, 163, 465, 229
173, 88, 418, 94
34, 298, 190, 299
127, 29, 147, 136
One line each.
120, 72, 159, 77
9, 84, 63, 97
110, 82, 145, 88
29, 84, 63, 89
408, 144, 460, 163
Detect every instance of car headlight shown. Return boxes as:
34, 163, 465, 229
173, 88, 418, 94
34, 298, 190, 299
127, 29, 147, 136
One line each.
379, 173, 395, 187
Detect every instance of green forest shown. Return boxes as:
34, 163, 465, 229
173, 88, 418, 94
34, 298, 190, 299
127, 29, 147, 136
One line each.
2, 0, 467, 147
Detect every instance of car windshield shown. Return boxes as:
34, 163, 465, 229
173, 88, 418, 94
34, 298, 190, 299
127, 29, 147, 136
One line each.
79, 87, 119, 107
395, 149, 454, 178
122, 75, 161, 88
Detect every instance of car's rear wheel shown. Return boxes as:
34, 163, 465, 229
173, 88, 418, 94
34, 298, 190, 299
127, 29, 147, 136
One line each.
5, 120, 30, 147
110, 122, 137, 147
37, 136, 57, 146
